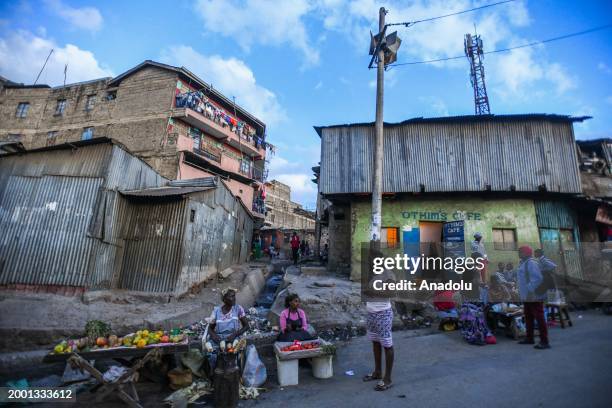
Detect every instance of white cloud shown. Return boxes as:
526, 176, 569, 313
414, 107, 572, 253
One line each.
314, 80, 323, 90
44, 0, 103, 32
194, 0, 319, 67
0, 30, 113, 85
598, 62, 612, 75
490, 46, 576, 100
418, 96, 449, 117
315, 0, 574, 99
273, 173, 318, 207
160, 45, 286, 126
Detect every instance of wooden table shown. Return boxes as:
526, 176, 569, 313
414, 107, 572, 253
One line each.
43, 344, 189, 408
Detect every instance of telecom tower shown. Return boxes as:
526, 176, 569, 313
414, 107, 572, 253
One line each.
464, 32, 490, 115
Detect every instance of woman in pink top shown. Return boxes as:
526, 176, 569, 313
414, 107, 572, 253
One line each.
277, 294, 314, 342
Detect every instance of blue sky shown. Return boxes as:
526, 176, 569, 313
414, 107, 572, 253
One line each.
1, 0, 611, 208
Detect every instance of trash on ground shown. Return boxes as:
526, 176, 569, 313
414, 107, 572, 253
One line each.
164, 380, 213, 407
345, 370, 355, 376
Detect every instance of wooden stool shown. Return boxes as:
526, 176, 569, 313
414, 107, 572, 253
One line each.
547, 303, 573, 328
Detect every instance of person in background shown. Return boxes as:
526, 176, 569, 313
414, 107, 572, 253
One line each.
290, 232, 300, 265
488, 274, 511, 303
278, 293, 314, 342
516, 245, 550, 349
470, 232, 488, 282
321, 243, 329, 263
299, 239, 307, 259
304, 241, 311, 257
495, 262, 506, 280
504, 262, 516, 284
534, 249, 557, 276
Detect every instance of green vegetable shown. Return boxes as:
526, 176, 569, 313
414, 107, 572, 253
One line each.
321, 344, 336, 356
85, 320, 111, 342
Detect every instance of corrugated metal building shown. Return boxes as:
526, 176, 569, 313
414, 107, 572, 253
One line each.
0, 138, 253, 294
314, 114, 590, 279
316, 114, 587, 195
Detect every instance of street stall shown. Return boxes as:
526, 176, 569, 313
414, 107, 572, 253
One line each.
273, 339, 335, 386
42, 322, 190, 408
485, 303, 526, 339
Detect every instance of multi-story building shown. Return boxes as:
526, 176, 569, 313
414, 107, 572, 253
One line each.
259, 180, 316, 257
264, 180, 316, 230
0, 60, 270, 221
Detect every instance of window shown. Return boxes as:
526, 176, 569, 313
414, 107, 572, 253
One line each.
240, 158, 252, 175
7, 134, 22, 141
189, 127, 201, 150
85, 95, 96, 111
493, 228, 517, 250
16, 102, 30, 118
81, 127, 94, 140
190, 210, 196, 222
106, 90, 117, 101
382, 227, 400, 248
55, 99, 67, 115
47, 131, 58, 146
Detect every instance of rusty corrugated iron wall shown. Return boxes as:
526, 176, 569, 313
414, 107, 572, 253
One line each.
177, 183, 253, 294
118, 199, 186, 292
0, 140, 254, 294
0, 175, 102, 286
0, 141, 167, 289
319, 119, 582, 195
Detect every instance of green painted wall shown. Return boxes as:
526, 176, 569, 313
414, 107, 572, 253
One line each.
350, 197, 540, 280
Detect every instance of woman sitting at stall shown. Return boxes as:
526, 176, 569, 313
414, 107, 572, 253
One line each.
207, 288, 249, 368
278, 294, 315, 342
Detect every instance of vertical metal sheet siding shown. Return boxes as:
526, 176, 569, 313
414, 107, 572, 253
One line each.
320, 121, 582, 194
0, 175, 103, 286
118, 199, 185, 292
534, 201, 577, 229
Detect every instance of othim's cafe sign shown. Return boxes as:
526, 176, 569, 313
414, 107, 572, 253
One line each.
400, 210, 482, 221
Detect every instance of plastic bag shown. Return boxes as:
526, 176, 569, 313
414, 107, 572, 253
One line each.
242, 344, 266, 387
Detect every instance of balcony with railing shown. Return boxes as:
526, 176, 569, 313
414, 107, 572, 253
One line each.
173, 94, 266, 158
238, 163, 268, 183
252, 197, 266, 216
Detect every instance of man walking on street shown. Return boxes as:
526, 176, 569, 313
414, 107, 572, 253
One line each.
290, 232, 300, 265
517, 245, 550, 349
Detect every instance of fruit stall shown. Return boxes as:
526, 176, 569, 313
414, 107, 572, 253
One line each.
42, 321, 191, 408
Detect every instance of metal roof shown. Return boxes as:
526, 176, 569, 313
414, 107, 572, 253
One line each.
314, 114, 591, 137
168, 177, 218, 188
120, 185, 215, 198
318, 118, 583, 195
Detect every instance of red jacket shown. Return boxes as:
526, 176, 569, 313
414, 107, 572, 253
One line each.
290, 236, 300, 249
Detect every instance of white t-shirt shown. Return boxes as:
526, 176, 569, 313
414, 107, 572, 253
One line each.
366, 301, 392, 313
365, 268, 394, 313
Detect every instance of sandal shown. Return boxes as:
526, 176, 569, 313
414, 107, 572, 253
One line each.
375, 380, 393, 391
363, 373, 382, 382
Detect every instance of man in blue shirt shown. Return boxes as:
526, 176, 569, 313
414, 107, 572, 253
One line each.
516, 245, 550, 349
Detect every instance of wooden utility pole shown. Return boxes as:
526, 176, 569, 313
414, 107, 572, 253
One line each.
371, 7, 387, 243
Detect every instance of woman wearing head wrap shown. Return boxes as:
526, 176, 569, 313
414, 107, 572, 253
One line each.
206, 288, 249, 370
209, 288, 249, 344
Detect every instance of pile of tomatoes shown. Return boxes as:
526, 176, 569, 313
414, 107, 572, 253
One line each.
281, 340, 320, 352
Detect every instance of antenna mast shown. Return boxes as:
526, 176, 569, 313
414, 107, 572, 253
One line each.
464, 31, 490, 115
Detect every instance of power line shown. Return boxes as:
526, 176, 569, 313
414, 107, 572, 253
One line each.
387, 0, 517, 28
387, 24, 612, 68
